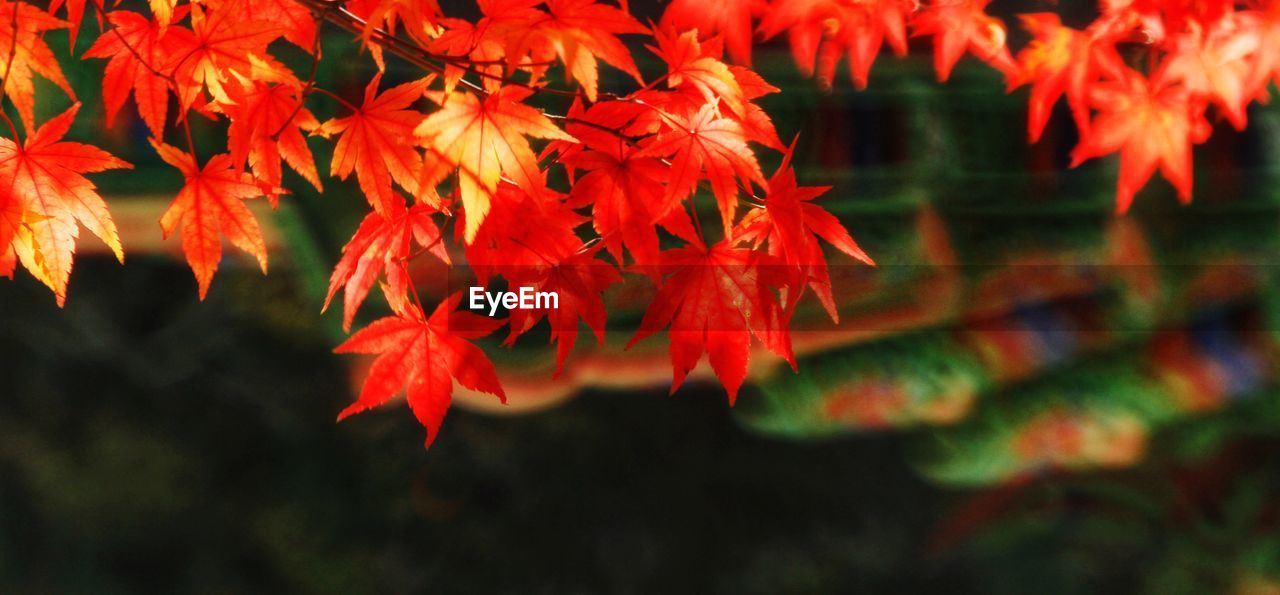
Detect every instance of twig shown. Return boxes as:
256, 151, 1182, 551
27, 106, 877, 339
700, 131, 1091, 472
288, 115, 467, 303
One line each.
311, 86, 360, 112
271, 8, 329, 140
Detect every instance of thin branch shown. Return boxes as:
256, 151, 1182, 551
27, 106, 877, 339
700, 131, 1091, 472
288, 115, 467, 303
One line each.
271, 11, 327, 140
403, 261, 428, 315
180, 112, 197, 158
292, 0, 619, 100
293, 0, 487, 95
311, 86, 360, 112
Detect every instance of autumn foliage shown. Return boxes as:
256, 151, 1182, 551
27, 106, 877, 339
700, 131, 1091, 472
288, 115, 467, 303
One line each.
2, 0, 1278, 445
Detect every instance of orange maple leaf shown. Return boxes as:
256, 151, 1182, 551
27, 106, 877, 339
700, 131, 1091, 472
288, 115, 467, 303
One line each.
85, 10, 196, 137
0, 2, 76, 132
649, 28, 747, 116
506, 0, 648, 101
221, 80, 323, 201
416, 86, 576, 243
1071, 71, 1211, 213
336, 294, 507, 447
1015, 13, 1126, 143
150, 0, 178, 28
0, 104, 131, 305
346, 0, 443, 48
913, 0, 1017, 83
325, 198, 449, 331
1161, 12, 1259, 131
171, 0, 288, 109
315, 73, 431, 216
661, 0, 761, 65
152, 140, 273, 299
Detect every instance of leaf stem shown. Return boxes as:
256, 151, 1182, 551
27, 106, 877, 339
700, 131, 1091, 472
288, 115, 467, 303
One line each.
311, 86, 360, 112
271, 9, 328, 141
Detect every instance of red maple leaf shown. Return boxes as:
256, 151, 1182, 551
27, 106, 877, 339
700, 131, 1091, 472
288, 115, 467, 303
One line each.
325, 198, 449, 330
0, 187, 19, 278
462, 180, 586, 283
649, 28, 748, 116
85, 10, 196, 137
736, 152, 873, 321
562, 107, 677, 264
639, 103, 765, 237
660, 0, 761, 65
221, 79, 323, 201
48, 0, 95, 49
1015, 13, 1126, 143
459, 166, 617, 377
255, 0, 318, 51
0, 104, 131, 305
153, 140, 274, 298
628, 240, 794, 402
571, 149, 674, 265
1071, 70, 1211, 212
913, 0, 1018, 83
315, 73, 431, 216
729, 65, 785, 150
501, 0, 648, 101
505, 249, 622, 376
336, 294, 507, 447
759, 0, 914, 89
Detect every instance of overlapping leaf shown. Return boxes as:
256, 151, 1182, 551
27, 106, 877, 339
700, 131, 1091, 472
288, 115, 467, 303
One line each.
316, 73, 431, 216
416, 86, 575, 243
85, 10, 195, 137
736, 154, 873, 321
1071, 71, 1211, 213
325, 198, 449, 330
336, 294, 506, 447
221, 80, 322, 201
0, 104, 131, 305
628, 240, 795, 403
153, 140, 273, 298
0, 2, 75, 131
639, 103, 765, 237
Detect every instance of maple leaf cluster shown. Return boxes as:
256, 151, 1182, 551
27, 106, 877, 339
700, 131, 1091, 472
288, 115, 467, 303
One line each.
665, 0, 1280, 211
7, 0, 1279, 447
0, 0, 876, 446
